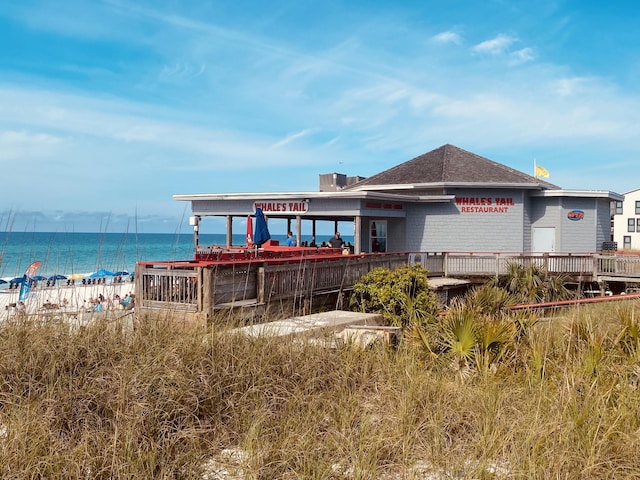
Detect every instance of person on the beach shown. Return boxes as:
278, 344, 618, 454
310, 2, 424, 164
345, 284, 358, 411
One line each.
328, 232, 345, 249
120, 293, 132, 308
83, 299, 92, 312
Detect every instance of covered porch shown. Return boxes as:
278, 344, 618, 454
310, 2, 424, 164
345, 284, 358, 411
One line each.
173, 191, 452, 255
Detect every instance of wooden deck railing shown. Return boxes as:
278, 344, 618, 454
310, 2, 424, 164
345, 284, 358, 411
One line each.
138, 266, 200, 312
414, 253, 601, 277
260, 253, 409, 302
136, 252, 640, 316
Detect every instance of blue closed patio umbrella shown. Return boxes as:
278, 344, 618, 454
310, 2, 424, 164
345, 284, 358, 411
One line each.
48, 274, 67, 281
253, 207, 271, 247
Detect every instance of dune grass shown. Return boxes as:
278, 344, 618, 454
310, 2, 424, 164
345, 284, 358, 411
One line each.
1, 300, 640, 478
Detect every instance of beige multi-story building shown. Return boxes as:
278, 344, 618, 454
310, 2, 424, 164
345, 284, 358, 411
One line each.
613, 189, 640, 251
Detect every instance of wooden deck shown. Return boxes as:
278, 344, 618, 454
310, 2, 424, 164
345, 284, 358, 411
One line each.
135, 251, 640, 320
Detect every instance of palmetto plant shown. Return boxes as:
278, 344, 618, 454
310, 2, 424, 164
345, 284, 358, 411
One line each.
442, 307, 478, 379
490, 261, 572, 303
463, 283, 517, 315
437, 303, 518, 377
502, 261, 545, 302
476, 314, 517, 371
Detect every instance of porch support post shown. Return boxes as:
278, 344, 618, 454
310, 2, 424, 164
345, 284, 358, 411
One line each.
354, 215, 362, 254
295, 215, 302, 245
226, 215, 232, 247
200, 266, 214, 318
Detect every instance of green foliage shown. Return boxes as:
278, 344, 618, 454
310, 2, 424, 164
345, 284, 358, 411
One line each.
416, 300, 518, 378
350, 264, 440, 327
490, 261, 573, 303
443, 307, 478, 360
461, 283, 517, 315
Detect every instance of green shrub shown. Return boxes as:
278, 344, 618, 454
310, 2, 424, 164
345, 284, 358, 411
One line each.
349, 264, 440, 327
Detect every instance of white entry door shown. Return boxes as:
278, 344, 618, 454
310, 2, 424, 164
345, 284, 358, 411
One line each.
533, 227, 555, 253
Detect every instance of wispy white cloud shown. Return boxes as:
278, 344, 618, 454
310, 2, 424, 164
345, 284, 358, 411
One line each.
550, 76, 596, 96
432, 31, 462, 45
270, 129, 313, 149
159, 63, 206, 81
0, 130, 65, 160
509, 47, 536, 65
472, 34, 516, 55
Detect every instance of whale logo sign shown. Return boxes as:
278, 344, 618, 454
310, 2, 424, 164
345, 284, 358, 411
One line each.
568, 209, 584, 221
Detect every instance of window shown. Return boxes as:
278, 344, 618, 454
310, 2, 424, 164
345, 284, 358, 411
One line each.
370, 220, 387, 253
628, 218, 635, 232
637, 218, 640, 232
616, 201, 623, 214
624, 236, 632, 250
636, 201, 640, 215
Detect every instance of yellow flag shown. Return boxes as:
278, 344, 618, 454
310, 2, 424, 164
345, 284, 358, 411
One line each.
535, 165, 549, 178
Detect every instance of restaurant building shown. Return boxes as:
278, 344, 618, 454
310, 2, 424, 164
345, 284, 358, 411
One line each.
174, 144, 621, 254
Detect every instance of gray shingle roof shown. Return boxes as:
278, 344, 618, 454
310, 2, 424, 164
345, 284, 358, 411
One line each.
346, 144, 559, 189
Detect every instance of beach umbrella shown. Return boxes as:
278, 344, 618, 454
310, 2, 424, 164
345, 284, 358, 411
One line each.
246, 215, 253, 246
48, 274, 67, 281
253, 207, 271, 247
10, 277, 24, 284
0, 279, 8, 284
112, 271, 129, 277
67, 273, 87, 280
89, 269, 114, 278
32, 275, 47, 281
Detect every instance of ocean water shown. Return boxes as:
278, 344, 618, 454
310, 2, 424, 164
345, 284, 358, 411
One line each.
0, 231, 353, 280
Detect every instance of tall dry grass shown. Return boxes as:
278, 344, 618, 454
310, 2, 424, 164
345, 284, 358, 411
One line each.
1, 301, 640, 478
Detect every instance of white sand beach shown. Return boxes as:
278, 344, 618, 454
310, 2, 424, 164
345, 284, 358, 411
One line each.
0, 280, 136, 320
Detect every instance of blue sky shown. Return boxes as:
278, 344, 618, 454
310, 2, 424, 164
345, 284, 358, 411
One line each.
1, 0, 639, 233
